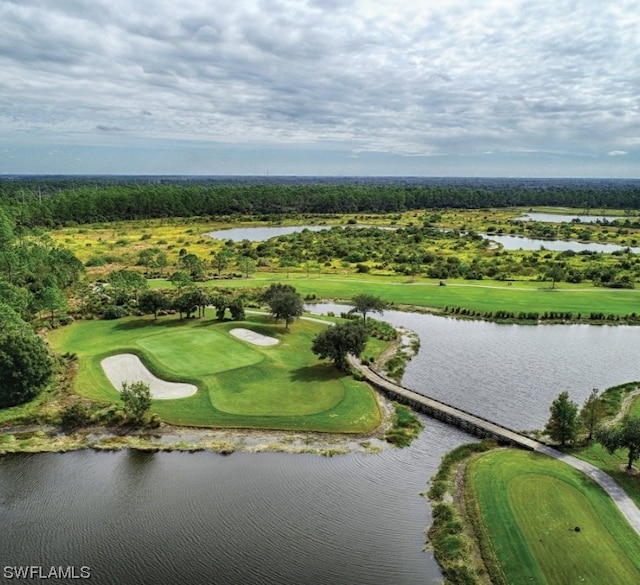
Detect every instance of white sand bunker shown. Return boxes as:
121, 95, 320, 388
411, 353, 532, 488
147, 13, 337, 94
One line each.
101, 354, 197, 399
229, 328, 279, 346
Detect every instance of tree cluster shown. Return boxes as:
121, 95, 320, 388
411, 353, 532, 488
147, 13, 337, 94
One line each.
545, 388, 640, 472
0, 208, 84, 408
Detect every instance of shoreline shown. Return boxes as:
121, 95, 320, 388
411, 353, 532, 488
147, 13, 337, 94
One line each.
0, 387, 398, 458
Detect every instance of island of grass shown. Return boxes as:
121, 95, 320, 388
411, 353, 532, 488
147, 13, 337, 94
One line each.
466, 449, 640, 584
47, 311, 381, 433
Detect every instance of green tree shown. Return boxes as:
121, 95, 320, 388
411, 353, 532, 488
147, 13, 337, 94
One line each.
544, 391, 579, 446
209, 294, 228, 321
179, 253, 205, 280
280, 255, 298, 278
169, 270, 193, 290
137, 248, 168, 275
597, 417, 640, 470
238, 256, 257, 278
0, 331, 52, 407
107, 269, 148, 303
39, 283, 68, 327
138, 289, 168, 320
172, 290, 200, 319
350, 293, 388, 324
579, 388, 604, 442
120, 381, 152, 425
212, 250, 233, 277
546, 264, 566, 289
0, 302, 30, 335
311, 321, 369, 370
228, 298, 245, 321
263, 287, 303, 329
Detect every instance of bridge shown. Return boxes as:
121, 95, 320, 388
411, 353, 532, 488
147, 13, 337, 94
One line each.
349, 355, 640, 534
348, 355, 541, 449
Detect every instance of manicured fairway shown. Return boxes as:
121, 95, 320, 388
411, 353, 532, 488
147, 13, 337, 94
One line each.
151, 273, 640, 317
467, 449, 640, 584
47, 312, 381, 432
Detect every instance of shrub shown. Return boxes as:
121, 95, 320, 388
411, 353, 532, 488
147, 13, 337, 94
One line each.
60, 402, 92, 430
102, 305, 128, 320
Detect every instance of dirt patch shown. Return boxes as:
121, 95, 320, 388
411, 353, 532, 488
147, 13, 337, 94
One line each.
101, 354, 197, 399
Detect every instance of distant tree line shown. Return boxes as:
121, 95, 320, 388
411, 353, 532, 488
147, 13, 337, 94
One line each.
2, 177, 640, 227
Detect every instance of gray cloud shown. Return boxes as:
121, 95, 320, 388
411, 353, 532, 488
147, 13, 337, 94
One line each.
1, 0, 639, 175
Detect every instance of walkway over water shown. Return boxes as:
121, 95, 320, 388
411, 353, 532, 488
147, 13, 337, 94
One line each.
350, 356, 640, 535
349, 355, 540, 449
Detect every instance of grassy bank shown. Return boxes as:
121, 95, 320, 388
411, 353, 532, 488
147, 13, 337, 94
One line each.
46, 311, 382, 433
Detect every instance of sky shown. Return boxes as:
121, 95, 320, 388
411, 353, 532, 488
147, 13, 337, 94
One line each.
1, 0, 639, 177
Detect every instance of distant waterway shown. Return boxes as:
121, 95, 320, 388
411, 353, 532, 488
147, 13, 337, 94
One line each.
482, 233, 639, 254
208, 225, 332, 241
516, 212, 622, 223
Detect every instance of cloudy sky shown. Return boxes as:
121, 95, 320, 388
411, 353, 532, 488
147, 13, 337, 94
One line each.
1, 0, 639, 177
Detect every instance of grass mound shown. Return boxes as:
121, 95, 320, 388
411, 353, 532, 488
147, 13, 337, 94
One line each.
47, 311, 381, 433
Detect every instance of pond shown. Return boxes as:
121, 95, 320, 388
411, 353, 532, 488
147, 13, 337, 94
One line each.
516, 212, 623, 223
482, 233, 639, 254
207, 225, 333, 241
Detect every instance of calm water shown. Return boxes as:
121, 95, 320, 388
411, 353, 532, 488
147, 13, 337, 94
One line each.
517, 212, 622, 223
0, 422, 470, 585
308, 304, 640, 430
3, 311, 640, 584
482, 233, 639, 254
208, 225, 332, 241
209, 224, 638, 254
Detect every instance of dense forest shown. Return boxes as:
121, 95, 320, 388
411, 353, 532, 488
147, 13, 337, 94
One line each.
1, 176, 640, 226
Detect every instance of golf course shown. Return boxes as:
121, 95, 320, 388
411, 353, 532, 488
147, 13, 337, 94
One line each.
467, 449, 640, 584
47, 311, 382, 433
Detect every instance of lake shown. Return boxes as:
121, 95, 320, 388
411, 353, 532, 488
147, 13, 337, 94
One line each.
307, 304, 640, 430
208, 225, 333, 241
0, 422, 470, 585
516, 212, 622, 223
3, 310, 640, 584
209, 224, 637, 255
482, 233, 639, 254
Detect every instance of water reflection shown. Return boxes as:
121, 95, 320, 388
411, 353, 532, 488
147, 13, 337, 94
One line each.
0, 420, 470, 585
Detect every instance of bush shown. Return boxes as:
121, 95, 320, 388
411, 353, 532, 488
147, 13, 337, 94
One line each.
60, 402, 92, 430
0, 332, 53, 408
102, 305, 128, 320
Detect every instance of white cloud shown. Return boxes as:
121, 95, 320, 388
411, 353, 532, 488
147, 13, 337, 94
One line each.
0, 0, 639, 175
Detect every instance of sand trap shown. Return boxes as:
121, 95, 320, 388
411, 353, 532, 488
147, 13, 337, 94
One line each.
101, 354, 197, 399
229, 328, 279, 346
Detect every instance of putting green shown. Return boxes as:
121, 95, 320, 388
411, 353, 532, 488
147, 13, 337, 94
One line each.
47, 311, 382, 432
137, 329, 263, 377
468, 450, 640, 584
